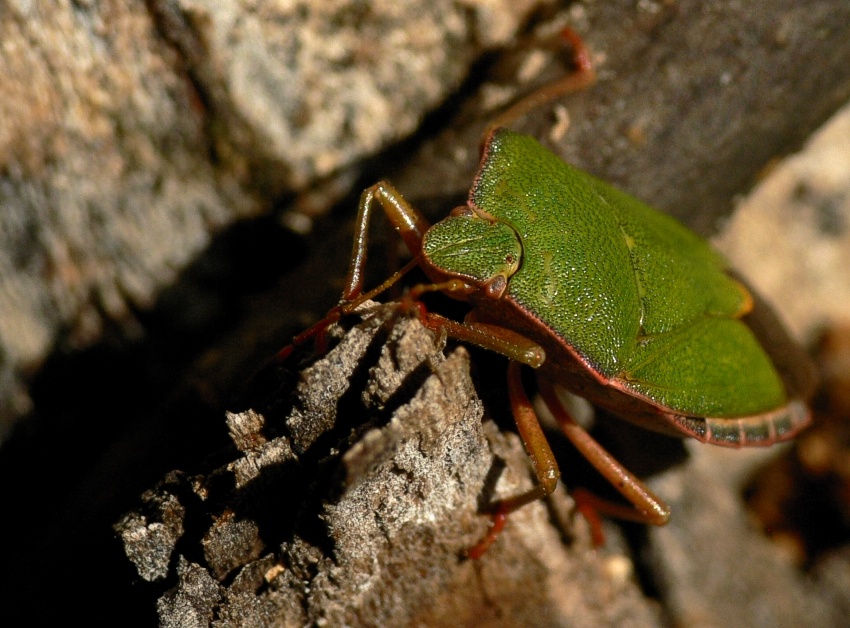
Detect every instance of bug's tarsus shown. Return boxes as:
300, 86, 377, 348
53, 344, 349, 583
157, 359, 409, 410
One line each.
571, 488, 607, 547
464, 510, 508, 560
274, 307, 342, 363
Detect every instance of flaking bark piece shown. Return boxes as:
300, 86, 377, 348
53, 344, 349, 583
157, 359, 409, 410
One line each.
115, 472, 187, 583
118, 303, 660, 626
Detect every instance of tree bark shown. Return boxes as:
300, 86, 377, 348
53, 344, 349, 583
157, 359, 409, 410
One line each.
117, 304, 662, 626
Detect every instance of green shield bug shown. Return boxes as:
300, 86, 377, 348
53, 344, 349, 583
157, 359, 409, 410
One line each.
281, 30, 816, 556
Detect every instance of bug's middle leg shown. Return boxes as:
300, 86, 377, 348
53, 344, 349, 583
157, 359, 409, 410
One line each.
466, 361, 560, 558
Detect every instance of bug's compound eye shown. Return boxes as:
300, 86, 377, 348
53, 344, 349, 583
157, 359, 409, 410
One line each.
450, 206, 474, 217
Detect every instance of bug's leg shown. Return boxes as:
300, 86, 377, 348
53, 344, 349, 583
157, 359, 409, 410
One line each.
484, 27, 597, 135
275, 182, 431, 362
417, 310, 545, 369
392, 304, 563, 556
342, 180, 431, 302
273, 257, 423, 363
466, 361, 560, 558
537, 379, 671, 544
274, 313, 341, 362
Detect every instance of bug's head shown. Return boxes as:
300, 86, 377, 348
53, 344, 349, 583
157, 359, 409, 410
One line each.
421, 213, 522, 299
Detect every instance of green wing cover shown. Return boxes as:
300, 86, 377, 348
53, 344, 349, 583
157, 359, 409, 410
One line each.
469, 129, 785, 417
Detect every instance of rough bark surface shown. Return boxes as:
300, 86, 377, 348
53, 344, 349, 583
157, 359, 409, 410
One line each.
117, 304, 661, 626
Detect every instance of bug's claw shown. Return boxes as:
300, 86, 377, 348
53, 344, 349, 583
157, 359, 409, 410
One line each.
464, 510, 508, 560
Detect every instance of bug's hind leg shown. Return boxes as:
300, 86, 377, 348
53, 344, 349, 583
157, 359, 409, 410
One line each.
484, 27, 597, 136
537, 379, 671, 545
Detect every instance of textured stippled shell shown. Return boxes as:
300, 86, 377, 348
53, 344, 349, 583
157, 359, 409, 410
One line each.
425, 129, 786, 419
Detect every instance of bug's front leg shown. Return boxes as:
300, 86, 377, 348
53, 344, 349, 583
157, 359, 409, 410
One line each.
342, 180, 431, 302
275, 181, 431, 362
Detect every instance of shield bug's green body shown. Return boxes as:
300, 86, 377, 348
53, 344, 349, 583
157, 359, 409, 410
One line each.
425, 129, 810, 445
283, 31, 815, 555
